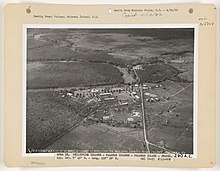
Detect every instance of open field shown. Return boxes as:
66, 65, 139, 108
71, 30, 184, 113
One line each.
143, 80, 193, 153
27, 61, 124, 89
28, 28, 194, 65
26, 90, 84, 150
27, 38, 52, 50
26, 89, 103, 151
46, 124, 145, 152
117, 66, 136, 84
147, 125, 192, 153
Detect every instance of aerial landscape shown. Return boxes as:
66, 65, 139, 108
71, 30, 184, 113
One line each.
26, 28, 194, 154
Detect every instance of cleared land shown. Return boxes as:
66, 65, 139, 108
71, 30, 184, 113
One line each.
27, 61, 124, 89
46, 124, 145, 152
26, 90, 84, 150
142, 81, 193, 153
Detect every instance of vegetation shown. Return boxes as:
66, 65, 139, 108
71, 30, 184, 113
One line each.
27, 61, 124, 89
26, 91, 84, 151
27, 38, 52, 50
136, 64, 180, 83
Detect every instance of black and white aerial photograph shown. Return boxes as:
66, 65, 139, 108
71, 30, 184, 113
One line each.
26, 27, 195, 155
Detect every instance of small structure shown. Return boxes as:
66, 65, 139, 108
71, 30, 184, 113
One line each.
67, 92, 73, 97
133, 64, 143, 70
155, 97, 160, 101
150, 98, 154, 102
127, 118, 134, 122
144, 92, 157, 97
103, 116, 111, 120
104, 97, 115, 101
114, 108, 119, 112
132, 111, 140, 117
119, 100, 128, 106
135, 95, 140, 99
100, 92, 112, 96
91, 89, 99, 93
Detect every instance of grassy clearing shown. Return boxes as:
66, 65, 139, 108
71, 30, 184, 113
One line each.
27, 46, 75, 61
27, 38, 52, 50
117, 66, 136, 84
27, 61, 124, 89
46, 124, 145, 151
148, 125, 193, 153
26, 90, 85, 151
27, 40, 127, 67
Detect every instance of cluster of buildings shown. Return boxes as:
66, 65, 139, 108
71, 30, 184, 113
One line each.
144, 92, 160, 102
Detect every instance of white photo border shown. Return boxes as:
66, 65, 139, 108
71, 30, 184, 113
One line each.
22, 24, 198, 158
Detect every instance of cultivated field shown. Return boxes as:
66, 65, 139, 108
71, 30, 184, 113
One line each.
46, 124, 145, 152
